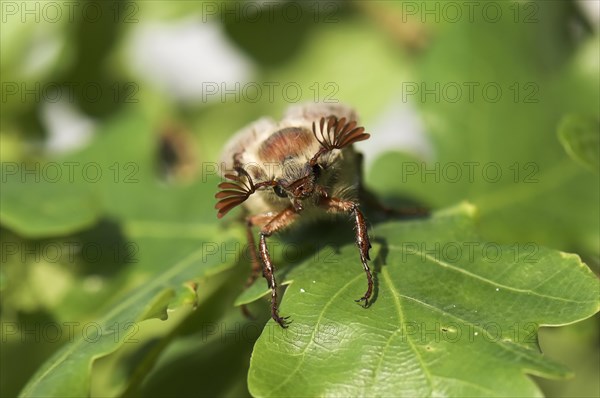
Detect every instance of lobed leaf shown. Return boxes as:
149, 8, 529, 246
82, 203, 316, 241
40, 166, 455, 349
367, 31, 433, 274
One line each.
248, 204, 599, 397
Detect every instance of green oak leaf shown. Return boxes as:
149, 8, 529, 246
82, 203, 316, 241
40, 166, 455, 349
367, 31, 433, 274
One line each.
18, 234, 239, 398
248, 203, 599, 397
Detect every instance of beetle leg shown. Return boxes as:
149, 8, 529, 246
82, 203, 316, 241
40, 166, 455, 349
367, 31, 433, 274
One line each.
259, 207, 298, 328
319, 197, 373, 307
241, 213, 275, 319
244, 214, 275, 287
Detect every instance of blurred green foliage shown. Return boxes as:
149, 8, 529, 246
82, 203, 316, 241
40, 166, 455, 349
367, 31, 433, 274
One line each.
1, 1, 598, 397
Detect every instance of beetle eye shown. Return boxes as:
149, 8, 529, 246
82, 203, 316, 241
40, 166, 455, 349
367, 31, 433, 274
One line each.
273, 185, 287, 198
312, 163, 322, 179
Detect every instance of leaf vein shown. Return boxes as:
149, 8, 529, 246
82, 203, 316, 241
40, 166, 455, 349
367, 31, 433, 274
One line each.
382, 267, 434, 394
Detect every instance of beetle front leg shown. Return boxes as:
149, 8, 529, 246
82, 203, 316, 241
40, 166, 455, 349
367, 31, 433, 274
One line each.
352, 205, 373, 306
258, 233, 287, 327
240, 213, 275, 319
258, 207, 297, 328
244, 214, 275, 289
320, 197, 373, 307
